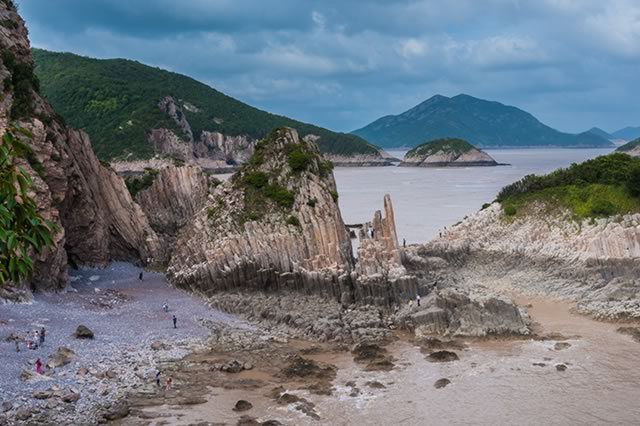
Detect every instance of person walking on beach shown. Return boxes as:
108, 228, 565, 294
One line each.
172, 314, 177, 329
15, 340, 20, 352
155, 370, 161, 387
139, 271, 143, 281
416, 294, 421, 307
35, 358, 42, 374
163, 303, 169, 313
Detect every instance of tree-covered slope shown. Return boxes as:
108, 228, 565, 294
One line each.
496, 153, 640, 219
352, 94, 613, 149
33, 49, 381, 161
405, 137, 474, 158
616, 138, 640, 155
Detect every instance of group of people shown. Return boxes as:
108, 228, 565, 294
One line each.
155, 370, 173, 391
16, 327, 46, 352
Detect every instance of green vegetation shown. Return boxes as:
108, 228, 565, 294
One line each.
124, 168, 159, 197
33, 49, 381, 160
1, 48, 40, 120
286, 215, 301, 228
353, 94, 613, 149
406, 138, 475, 158
617, 138, 640, 153
0, 127, 58, 285
287, 144, 314, 172
497, 153, 640, 219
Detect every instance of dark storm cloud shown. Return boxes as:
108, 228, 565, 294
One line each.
18, 0, 640, 133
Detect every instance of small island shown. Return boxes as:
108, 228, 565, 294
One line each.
399, 138, 499, 167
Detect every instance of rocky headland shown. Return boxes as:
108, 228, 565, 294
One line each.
399, 138, 499, 167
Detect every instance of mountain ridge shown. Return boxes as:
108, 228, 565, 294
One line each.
352, 94, 613, 149
32, 49, 383, 162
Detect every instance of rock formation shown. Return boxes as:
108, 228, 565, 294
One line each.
355, 195, 417, 305
400, 138, 498, 167
167, 127, 355, 301
0, 1, 162, 292
616, 138, 640, 157
134, 165, 212, 249
425, 203, 640, 320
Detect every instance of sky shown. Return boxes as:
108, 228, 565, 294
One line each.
18, 0, 640, 134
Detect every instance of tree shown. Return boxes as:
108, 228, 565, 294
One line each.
0, 127, 58, 285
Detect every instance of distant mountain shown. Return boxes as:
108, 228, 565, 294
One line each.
587, 127, 612, 140
352, 94, 613, 149
611, 127, 640, 141
33, 49, 382, 161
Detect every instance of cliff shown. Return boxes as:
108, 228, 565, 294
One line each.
0, 2, 162, 293
425, 203, 640, 320
400, 138, 498, 167
134, 165, 212, 250
167, 128, 356, 301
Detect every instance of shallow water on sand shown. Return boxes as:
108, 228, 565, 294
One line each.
334, 148, 613, 244
151, 298, 640, 426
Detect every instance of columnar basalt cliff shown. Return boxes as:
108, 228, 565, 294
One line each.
134, 165, 212, 249
167, 128, 356, 301
0, 2, 162, 292
425, 203, 640, 320
355, 195, 417, 304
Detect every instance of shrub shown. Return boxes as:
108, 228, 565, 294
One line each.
330, 191, 339, 202
481, 203, 491, 210
264, 184, 295, 208
590, 198, 616, 217
125, 168, 158, 197
503, 205, 517, 216
287, 146, 314, 172
286, 215, 301, 227
306, 198, 317, 208
244, 171, 268, 189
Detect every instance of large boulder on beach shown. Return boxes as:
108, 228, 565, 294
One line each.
74, 325, 94, 339
47, 347, 75, 368
103, 402, 130, 421
233, 400, 253, 412
426, 350, 459, 363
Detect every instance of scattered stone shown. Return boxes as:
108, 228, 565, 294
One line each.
533, 363, 546, 367
351, 342, 395, 371
237, 415, 260, 426
233, 400, 253, 412
554, 342, 571, 351
617, 327, 640, 343
426, 350, 459, 363
261, 421, 283, 426
1, 401, 13, 413
220, 359, 246, 374
365, 381, 386, 389
243, 362, 253, 370
32, 390, 53, 400
277, 393, 300, 404
556, 364, 568, 372
76, 367, 89, 376
434, 378, 451, 389
75, 325, 94, 339
103, 402, 130, 421
47, 347, 76, 368
150, 340, 170, 351
15, 408, 33, 421
61, 391, 80, 403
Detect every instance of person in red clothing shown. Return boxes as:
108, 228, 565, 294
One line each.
35, 358, 42, 374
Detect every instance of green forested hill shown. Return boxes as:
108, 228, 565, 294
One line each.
33, 49, 380, 160
352, 94, 613, 149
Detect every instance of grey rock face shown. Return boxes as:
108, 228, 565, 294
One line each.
0, 3, 162, 292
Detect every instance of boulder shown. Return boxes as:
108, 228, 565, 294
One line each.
74, 325, 94, 339
47, 347, 76, 368
233, 400, 253, 412
32, 390, 53, 400
103, 402, 130, 421
1, 401, 13, 413
61, 391, 80, 403
554, 342, 571, 351
150, 340, 170, 351
15, 408, 33, 421
237, 415, 260, 426
426, 350, 459, 363
434, 378, 451, 389
556, 364, 568, 372
365, 381, 386, 389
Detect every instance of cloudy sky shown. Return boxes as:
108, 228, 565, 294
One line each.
19, 0, 640, 134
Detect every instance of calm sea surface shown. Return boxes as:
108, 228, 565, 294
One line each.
334, 148, 613, 244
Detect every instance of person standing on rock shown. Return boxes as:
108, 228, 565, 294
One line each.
155, 370, 161, 387
35, 358, 42, 374
172, 314, 177, 329
403, 238, 406, 248
165, 377, 172, 391
416, 294, 421, 307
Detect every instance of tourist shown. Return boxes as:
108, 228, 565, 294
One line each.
155, 370, 161, 387
139, 271, 143, 281
416, 294, 421, 307
172, 314, 177, 329
403, 238, 406, 248
35, 358, 42, 374
163, 303, 169, 313
39, 327, 45, 345
15, 340, 20, 352
367, 227, 373, 238
165, 377, 172, 391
